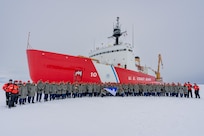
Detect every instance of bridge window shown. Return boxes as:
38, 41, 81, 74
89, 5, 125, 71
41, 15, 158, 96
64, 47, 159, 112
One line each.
90, 48, 128, 57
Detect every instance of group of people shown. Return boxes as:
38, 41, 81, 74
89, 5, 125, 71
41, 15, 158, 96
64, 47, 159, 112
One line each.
2, 79, 201, 108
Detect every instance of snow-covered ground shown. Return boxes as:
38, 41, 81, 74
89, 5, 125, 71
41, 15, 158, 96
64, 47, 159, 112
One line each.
0, 83, 204, 136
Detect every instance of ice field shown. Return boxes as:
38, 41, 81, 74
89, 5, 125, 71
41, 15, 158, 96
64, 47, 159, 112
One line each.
0, 83, 204, 136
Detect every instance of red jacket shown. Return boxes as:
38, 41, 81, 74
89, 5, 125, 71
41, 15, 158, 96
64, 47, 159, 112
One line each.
7, 84, 19, 94
193, 85, 199, 91
2, 83, 12, 93
187, 83, 192, 91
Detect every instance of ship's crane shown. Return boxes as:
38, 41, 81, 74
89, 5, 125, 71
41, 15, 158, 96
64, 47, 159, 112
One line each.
148, 54, 163, 81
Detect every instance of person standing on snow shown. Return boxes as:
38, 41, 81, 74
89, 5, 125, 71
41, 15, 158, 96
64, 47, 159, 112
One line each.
2, 79, 13, 106
7, 80, 19, 108
44, 81, 50, 101
87, 83, 93, 97
193, 83, 200, 98
28, 82, 36, 103
61, 81, 67, 99
56, 82, 62, 99
81, 83, 86, 97
100, 88, 107, 97
178, 84, 184, 98
128, 84, 134, 96
78, 83, 83, 97
36, 80, 45, 102
187, 82, 193, 98
26, 80, 32, 103
72, 82, 79, 98
93, 83, 98, 97
49, 82, 57, 101
17, 80, 23, 104
19, 82, 28, 105
183, 83, 188, 97
66, 82, 72, 98
118, 84, 125, 97
133, 83, 139, 96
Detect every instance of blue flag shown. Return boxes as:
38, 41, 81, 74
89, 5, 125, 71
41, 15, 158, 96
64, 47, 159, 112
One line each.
104, 87, 118, 96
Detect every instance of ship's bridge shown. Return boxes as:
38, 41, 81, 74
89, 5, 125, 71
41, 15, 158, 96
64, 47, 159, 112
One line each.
89, 42, 137, 71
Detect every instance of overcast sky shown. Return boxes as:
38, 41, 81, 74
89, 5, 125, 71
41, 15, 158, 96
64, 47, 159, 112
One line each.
0, 0, 204, 84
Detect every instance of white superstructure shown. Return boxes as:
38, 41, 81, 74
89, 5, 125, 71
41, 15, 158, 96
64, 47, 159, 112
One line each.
89, 42, 137, 71
89, 17, 140, 72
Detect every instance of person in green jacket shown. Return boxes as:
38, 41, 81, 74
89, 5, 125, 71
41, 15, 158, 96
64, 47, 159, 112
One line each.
19, 82, 28, 105
28, 82, 36, 103
36, 80, 45, 102
49, 82, 57, 100
44, 81, 50, 101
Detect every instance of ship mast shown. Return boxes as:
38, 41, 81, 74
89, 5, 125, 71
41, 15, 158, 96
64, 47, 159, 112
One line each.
109, 17, 126, 45
27, 32, 32, 49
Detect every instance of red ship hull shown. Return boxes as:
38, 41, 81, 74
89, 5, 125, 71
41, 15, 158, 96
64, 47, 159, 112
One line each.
27, 49, 158, 84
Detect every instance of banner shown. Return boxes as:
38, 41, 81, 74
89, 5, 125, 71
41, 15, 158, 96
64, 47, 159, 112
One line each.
104, 87, 118, 96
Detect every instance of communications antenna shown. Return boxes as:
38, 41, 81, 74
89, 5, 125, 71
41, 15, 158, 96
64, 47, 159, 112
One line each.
27, 32, 32, 49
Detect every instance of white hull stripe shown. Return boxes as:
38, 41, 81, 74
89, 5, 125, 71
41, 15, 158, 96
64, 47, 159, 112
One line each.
92, 61, 119, 83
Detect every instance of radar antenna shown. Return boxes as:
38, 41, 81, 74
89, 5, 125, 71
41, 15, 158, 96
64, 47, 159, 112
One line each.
27, 32, 32, 49
108, 17, 126, 45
